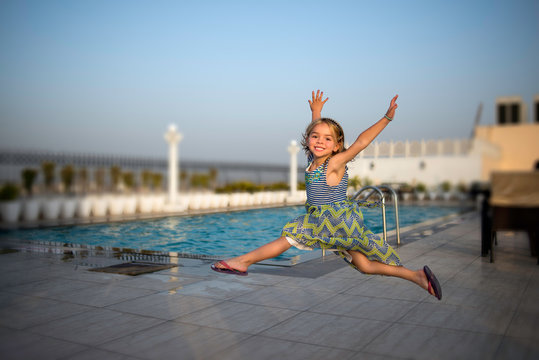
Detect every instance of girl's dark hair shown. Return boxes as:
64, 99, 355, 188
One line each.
301, 117, 346, 155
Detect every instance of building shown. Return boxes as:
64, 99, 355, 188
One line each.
348, 95, 539, 188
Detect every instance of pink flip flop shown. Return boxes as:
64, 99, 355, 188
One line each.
211, 260, 248, 276
424, 265, 442, 300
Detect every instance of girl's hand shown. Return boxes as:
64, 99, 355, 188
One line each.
386, 95, 399, 120
309, 90, 328, 120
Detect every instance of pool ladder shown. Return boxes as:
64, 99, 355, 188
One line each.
351, 185, 401, 246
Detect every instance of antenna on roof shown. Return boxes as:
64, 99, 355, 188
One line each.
470, 102, 483, 139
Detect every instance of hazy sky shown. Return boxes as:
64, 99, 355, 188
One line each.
1, 0, 538, 165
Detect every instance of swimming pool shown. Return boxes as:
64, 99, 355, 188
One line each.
0, 204, 466, 262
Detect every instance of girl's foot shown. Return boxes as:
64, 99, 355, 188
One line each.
419, 266, 442, 300
211, 259, 248, 276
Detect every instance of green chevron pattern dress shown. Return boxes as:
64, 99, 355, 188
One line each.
281, 155, 402, 272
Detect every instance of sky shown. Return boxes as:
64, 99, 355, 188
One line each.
1, 0, 538, 165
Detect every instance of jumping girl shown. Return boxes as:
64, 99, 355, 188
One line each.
211, 90, 442, 300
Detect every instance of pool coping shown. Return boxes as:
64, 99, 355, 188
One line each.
0, 202, 303, 230
0, 199, 473, 230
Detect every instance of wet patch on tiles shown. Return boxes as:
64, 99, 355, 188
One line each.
89, 261, 177, 276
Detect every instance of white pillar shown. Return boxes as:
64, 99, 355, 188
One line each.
164, 124, 183, 207
287, 140, 300, 199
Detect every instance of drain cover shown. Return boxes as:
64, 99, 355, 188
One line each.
89, 261, 177, 276
0, 248, 19, 255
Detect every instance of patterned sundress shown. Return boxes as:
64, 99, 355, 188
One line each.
281, 154, 402, 272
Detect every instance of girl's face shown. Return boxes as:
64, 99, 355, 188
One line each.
308, 123, 341, 158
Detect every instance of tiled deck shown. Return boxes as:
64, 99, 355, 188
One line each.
1, 212, 538, 359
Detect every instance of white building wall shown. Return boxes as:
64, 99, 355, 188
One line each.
348, 154, 482, 187
347, 138, 487, 187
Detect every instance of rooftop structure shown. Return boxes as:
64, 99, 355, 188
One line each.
348, 95, 539, 187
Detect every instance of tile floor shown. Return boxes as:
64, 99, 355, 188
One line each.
0, 212, 538, 360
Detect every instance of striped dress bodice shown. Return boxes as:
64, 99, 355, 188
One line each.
305, 153, 348, 206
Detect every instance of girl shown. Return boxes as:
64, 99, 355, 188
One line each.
212, 90, 442, 300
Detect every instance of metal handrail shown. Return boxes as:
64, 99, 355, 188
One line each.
378, 185, 401, 245
352, 186, 388, 243
351, 185, 401, 245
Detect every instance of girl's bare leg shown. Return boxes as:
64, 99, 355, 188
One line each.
348, 250, 434, 295
214, 236, 292, 272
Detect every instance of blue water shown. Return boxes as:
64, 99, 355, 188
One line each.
1, 204, 464, 260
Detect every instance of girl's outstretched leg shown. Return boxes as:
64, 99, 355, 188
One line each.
348, 250, 441, 299
212, 236, 292, 273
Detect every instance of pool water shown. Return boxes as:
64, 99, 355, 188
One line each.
1, 204, 464, 261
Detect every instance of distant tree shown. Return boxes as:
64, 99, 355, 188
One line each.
95, 168, 105, 192
78, 167, 88, 193
415, 182, 427, 193
21, 168, 38, 196
151, 173, 163, 191
110, 166, 121, 191
60, 165, 75, 193
180, 170, 188, 190
209, 167, 218, 189
349, 176, 361, 190
141, 170, 152, 190
266, 182, 289, 191
441, 181, 452, 192
0, 183, 20, 201
122, 172, 135, 191
215, 181, 261, 193
41, 162, 56, 192
190, 173, 210, 189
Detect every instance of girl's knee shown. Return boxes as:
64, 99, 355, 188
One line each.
356, 261, 375, 274
349, 251, 375, 274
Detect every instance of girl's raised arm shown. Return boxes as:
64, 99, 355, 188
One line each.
331, 95, 399, 169
308, 90, 328, 121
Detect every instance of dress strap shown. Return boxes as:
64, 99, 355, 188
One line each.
323, 157, 331, 170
